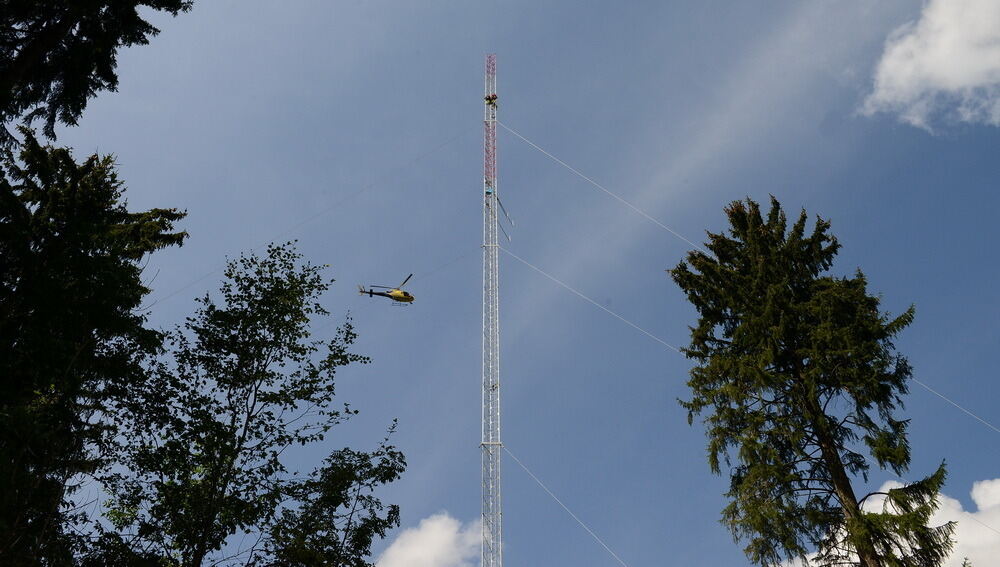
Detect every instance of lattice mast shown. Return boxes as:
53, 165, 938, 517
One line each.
481, 53, 502, 567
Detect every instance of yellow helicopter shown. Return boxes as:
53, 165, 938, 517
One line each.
358, 274, 414, 303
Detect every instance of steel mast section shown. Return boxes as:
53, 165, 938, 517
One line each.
481, 53, 502, 567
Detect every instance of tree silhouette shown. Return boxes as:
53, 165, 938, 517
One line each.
0, 129, 186, 562
102, 244, 404, 566
0, 1, 192, 138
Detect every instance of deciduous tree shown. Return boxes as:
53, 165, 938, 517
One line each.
103, 243, 404, 566
263, 439, 405, 567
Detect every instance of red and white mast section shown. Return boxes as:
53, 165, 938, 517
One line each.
481, 53, 502, 567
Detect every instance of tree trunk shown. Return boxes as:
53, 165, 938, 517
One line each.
809, 397, 882, 567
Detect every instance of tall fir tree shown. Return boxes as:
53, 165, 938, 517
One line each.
0, 129, 186, 563
0, 0, 193, 138
670, 197, 954, 567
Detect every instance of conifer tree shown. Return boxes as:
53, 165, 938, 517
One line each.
670, 197, 954, 567
0, 0, 193, 138
0, 129, 186, 562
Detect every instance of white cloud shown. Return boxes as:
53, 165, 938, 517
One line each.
376, 513, 481, 567
786, 477, 1000, 567
863, 0, 1000, 129
932, 478, 1000, 566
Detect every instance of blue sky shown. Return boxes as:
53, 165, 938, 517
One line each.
57, 1, 1000, 565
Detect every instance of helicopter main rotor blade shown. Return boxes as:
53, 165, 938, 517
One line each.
370, 285, 394, 289
398, 273, 413, 289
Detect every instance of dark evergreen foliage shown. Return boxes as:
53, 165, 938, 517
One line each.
0, 0, 193, 138
0, 129, 186, 563
670, 197, 954, 567
103, 243, 404, 566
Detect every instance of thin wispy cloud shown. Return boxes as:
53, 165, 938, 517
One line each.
863, 0, 1000, 130
504, 1, 906, 337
